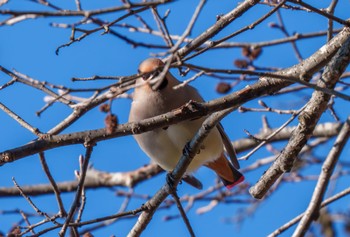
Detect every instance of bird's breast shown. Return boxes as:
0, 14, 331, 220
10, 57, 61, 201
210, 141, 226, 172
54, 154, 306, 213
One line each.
133, 120, 223, 173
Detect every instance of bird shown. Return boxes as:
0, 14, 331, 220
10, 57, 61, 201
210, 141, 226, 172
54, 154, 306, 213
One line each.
128, 58, 244, 189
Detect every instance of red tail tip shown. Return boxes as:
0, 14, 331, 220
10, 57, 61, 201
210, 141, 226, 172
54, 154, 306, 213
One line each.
225, 175, 245, 189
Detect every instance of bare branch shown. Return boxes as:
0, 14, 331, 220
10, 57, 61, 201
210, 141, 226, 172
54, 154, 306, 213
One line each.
128, 107, 233, 237
0, 121, 343, 197
292, 117, 350, 236
0, 102, 43, 136
183, 0, 287, 61
39, 152, 66, 217
0, 0, 174, 25
239, 103, 307, 160
269, 186, 350, 237
288, 0, 350, 27
59, 146, 94, 236
176, 0, 261, 58
250, 32, 350, 199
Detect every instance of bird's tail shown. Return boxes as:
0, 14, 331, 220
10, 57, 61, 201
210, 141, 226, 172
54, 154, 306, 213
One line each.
205, 154, 244, 189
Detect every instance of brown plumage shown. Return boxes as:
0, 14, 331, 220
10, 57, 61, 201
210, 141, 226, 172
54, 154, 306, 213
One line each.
129, 58, 244, 189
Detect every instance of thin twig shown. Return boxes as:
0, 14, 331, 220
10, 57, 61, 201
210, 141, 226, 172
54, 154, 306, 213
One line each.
75, 188, 86, 224
240, 103, 308, 160
173, 71, 205, 89
80, 188, 134, 234
168, 0, 207, 54
0, 1, 174, 23
30, 207, 144, 237
7, 67, 73, 106
12, 177, 60, 226
0, 102, 43, 136
275, 10, 303, 61
269, 186, 350, 237
183, 0, 286, 61
288, 0, 350, 27
39, 152, 67, 217
55, 6, 151, 55
118, 23, 342, 49
170, 191, 196, 237
20, 210, 35, 235
151, 7, 174, 47
182, 63, 350, 101
75, 0, 82, 11
326, 0, 338, 41
59, 145, 94, 236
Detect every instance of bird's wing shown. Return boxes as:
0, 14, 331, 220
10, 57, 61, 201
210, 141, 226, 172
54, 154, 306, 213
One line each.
217, 123, 240, 169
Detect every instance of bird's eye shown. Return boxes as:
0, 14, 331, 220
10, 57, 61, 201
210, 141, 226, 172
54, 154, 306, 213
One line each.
141, 70, 160, 80
141, 72, 151, 80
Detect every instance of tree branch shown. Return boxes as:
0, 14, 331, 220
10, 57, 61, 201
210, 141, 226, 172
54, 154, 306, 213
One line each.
269, 186, 350, 237
127, 108, 233, 237
250, 32, 350, 199
0, 121, 343, 197
292, 117, 350, 236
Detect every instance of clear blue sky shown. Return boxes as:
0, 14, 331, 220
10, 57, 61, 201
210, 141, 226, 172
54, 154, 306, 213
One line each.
1, 1, 350, 236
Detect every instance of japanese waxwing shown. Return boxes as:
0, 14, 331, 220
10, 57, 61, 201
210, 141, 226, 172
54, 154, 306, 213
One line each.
129, 58, 244, 189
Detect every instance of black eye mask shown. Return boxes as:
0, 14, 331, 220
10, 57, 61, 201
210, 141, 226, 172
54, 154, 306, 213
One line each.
139, 69, 168, 91
140, 70, 159, 81
156, 77, 168, 91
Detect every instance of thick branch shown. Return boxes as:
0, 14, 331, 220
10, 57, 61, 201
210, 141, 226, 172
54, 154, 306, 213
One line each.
0, 121, 342, 197
127, 108, 233, 237
176, 0, 260, 58
250, 33, 350, 199
292, 117, 350, 236
0, 164, 162, 197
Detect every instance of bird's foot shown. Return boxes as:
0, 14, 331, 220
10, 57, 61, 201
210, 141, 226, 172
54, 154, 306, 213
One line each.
182, 142, 193, 157
166, 172, 177, 193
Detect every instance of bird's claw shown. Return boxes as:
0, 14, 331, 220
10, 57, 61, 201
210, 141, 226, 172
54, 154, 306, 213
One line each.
182, 142, 192, 157
166, 173, 177, 193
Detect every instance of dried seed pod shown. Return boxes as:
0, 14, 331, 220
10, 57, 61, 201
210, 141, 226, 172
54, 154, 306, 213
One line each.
99, 103, 110, 113
105, 113, 118, 134
250, 47, 262, 60
83, 232, 94, 237
8, 227, 21, 237
234, 59, 249, 69
242, 46, 251, 57
216, 82, 232, 94
268, 22, 279, 28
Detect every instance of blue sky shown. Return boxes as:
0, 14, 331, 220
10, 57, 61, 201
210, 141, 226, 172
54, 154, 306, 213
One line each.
1, 1, 350, 236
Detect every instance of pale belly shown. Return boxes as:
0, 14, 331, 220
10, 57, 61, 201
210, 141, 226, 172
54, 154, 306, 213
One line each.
134, 120, 223, 173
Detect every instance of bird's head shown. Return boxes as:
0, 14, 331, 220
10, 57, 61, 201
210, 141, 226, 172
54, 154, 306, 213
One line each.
137, 58, 170, 91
